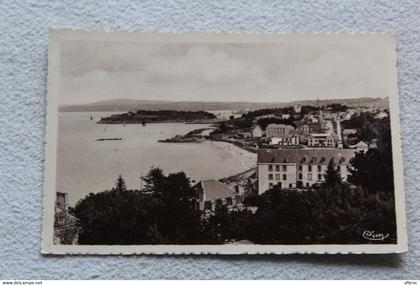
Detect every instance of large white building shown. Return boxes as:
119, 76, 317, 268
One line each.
266, 124, 295, 138
257, 148, 356, 194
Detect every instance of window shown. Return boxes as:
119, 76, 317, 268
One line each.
283, 174, 287, 181
298, 165, 302, 171
308, 173, 312, 180
268, 165, 273, 171
275, 165, 280, 171
268, 174, 273, 180
318, 165, 322, 172
289, 183, 293, 188
282, 165, 287, 171
318, 174, 322, 180
275, 174, 280, 180
298, 173, 303, 180
269, 183, 273, 188
308, 165, 312, 172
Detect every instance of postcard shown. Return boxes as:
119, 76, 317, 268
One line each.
42, 30, 407, 254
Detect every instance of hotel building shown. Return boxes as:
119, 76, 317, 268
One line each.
257, 148, 356, 194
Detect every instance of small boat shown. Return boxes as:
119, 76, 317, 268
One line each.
96, 138, 122, 141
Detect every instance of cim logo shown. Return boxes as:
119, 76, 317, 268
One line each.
362, 230, 389, 241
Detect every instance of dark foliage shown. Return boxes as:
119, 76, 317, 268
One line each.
227, 117, 254, 129
323, 160, 343, 187
257, 118, 297, 130
325, 103, 348, 112
341, 112, 390, 143
349, 148, 394, 194
241, 107, 290, 120
113, 175, 127, 191
347, 114, 394, 194
300, 105, 321, 116
73, 169, 204, 245
245, 184, 396, 244
201, 206, 253, 243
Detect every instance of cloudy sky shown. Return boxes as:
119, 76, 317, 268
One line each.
59, 35, 393, 105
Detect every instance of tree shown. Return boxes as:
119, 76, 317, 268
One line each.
73, 170, 204, 245
113, 175, 127, 191
203, 206, 253, 243
348, 148, 394, 193
323, 160, 343, 187
244, 184, 396, 244
256, 117, 296, 130
348, 116, 394, 193
142, 168, 165, 192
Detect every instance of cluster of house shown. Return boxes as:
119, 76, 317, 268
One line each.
252, 110, 344, 149
194, 147, 358, 213
194, 105, 388, 215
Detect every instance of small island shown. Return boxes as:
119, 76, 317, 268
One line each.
97, 110, 217, 124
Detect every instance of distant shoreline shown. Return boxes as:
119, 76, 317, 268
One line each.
59, 97, 390, 113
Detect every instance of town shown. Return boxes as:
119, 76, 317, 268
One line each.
192, 102, 389, 213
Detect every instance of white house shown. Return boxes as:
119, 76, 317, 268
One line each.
307, 133, 337, 148
252, 125, 263, 138
349, 141, 369, 153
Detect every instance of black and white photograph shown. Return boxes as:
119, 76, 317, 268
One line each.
42, 31, 406, 254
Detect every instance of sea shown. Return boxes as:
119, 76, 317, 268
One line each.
56, 112, 256, 206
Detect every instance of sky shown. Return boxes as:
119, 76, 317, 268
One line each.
58, 35, 393, 106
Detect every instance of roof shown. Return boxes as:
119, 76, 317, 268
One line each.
309, 132, 334, 138
196, 179, 236, 201
257, 148, 356, 165
343, 129, 357, 135
266, 124, 295, 129
293, 121, 323, 132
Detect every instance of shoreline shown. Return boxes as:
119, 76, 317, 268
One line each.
205, 140, 257, 170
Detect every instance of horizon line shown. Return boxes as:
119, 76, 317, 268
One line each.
60, 96, 389, 107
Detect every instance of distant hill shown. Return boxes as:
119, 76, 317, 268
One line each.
59, 97, 389, 112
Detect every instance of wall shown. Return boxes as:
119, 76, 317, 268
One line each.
0, 0, 419, 279
258, 163, 297, 194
